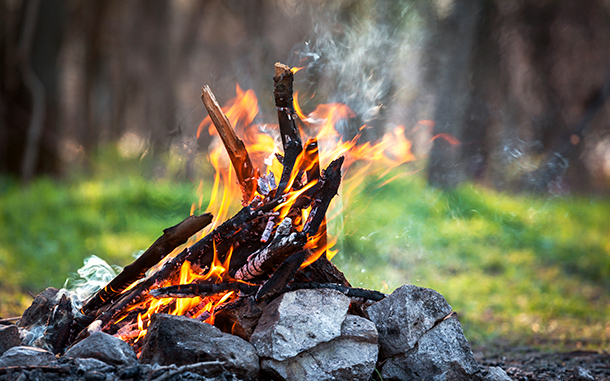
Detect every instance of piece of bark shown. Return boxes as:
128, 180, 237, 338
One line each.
81, 213, 213, 315
202, 85, 257, 205
274, 63, 302, 153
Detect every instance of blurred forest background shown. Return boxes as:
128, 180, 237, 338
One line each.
1, 0, 610, 349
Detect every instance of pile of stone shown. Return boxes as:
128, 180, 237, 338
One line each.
0, 285, 512, 381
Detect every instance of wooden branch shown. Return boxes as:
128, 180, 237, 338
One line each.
201, 85, 257, 204
149, 282, 258, 299
304, 156, 344, 237
80, 213, 213, 315
274, 62, 302, 152
273, 139, 301, 198
285, 283, 386, 301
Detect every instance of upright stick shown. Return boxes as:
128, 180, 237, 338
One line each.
201, 85, 257, 205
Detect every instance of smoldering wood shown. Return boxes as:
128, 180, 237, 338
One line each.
233, 231, 307, 281
293, 254, 350, 287
274, 62, 302, 150
149, 283, 259, 299
303, 138, 321, 183
284, 283, 387, 302
303, 156, 344, 237
254, 250, 309, 302
273, 139, 302, 198
81, 213, 213, 315
201, 85, 257, 204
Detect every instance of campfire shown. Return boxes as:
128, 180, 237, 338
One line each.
68, 62, 411, 349
2, 63, 491, 381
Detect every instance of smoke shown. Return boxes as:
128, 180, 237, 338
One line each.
63, 255, 122, 307
288, 1, 425, 140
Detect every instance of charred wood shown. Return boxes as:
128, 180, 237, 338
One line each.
255, 250, 309, 302
303, 156, 344, 237
274, 62, 302, 150
149, 283, 258, 299
284, 283, 386, 302
81, 213, 213, 315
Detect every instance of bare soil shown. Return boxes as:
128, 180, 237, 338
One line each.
475, 347, 610, 381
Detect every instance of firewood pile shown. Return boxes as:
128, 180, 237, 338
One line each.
67, 62, 385, 351
0, 63, 494, 381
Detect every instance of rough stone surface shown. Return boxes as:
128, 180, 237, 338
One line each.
72, 357, 116, 373
0, 346, 56, 367
250, 288, 350, 361
366, 284, 452, 359
18, 287, 60, 329
484, 366, 512, 381
381, 313, 482, 381
261, 315, 379, 381
63, 331, 137, 366
140, 313, 259, 379
0, 325, 21, 356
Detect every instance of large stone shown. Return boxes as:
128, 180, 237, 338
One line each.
63, 331, 137, 366
380, 313, 482, 381
0, 346, 56, 367
139, 313, 259, 379
0, 325, 21, 356
366, 284, 452, 359
261, 315, 379, 381
250, 288, 350, 361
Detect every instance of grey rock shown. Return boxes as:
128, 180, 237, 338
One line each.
261, 315, 379, 381
250, 289, 350, 361
72, 357, 116, 373
63, 331, 137, 366
366, 284, 452, 359
380, 313, 481, 381
140, 313, 259, 380
0, 346, 56, 367
485, 366, 512, 381
0, 325, 21, 355
18, 287, 60, 329
573, 366, 595, 381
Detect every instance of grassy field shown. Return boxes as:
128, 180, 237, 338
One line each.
1, 151, 609, 350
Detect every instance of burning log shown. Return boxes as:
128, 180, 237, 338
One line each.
81, 213, 213, 315
201, 85, 257, 204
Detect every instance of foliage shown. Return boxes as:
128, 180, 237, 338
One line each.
1, 153, 609, 350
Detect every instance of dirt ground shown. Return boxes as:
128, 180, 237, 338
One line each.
475, 347, 610, 380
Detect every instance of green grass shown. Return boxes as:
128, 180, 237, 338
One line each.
333, 173, 610, 349
0, 149, 207, 316
1, 152, 609, 350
